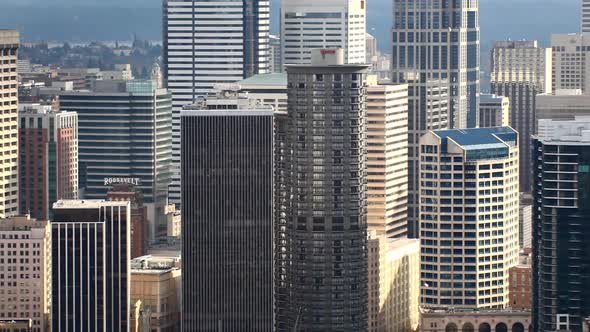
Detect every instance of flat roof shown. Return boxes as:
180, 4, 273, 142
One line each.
181, 109, 274, 117
239, 73, 287, 86
433, 127, 518, 148
53, 199, 129, 209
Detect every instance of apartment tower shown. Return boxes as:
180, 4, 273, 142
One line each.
181, 92, 274, 330
419, 127, 520, 309
392, 0, 480, 129
490, 40, 552, 192
0, 30, 19, 218
163, 0, 270, 205
533, 118, 590, 332
280, 0, 366, 65
275, 49, 368, 330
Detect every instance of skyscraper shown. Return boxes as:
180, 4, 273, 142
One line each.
490, 40, 552, 192
280, 0, 366, 65
366, 82, 409, 237
478, 94, 510, 128
583, 0, 590, 33
0, 215, 51, 331
181, 92, 274, 330
392, 0, 480, 129
163, 0, 270, 205
399, 73, 449, 238
551, 33, 590, 93
18, 105, 78, 220
275, 49, 368, 330
59, 80, 172, 241
533, 117, 590, 332
51, 200, 131, 332
0, 30, 19, 218
419, 127, 520, 309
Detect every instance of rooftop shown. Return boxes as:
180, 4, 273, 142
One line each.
537, 117, 590, 144
493, 40, 538, 49
131, 255, 181, 273
0, 215, 47, 231
433, 127, 518, 149
0, 30, 19, 45
239, 73, 287, 87
480, 93, 506, 104
432, 127, 518, 161
53, 199, 130, 209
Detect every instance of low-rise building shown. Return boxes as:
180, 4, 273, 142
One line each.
420, 308, 532, 332
130, 255, 181, 332
368, 233, 420, 332
509, 262, 532, 310
0, 319, 32, 331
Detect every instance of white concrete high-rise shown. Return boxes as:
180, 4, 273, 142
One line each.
419, 127, 520, 309
0, 30, 19, 218
280, 0, 366, 65
551, 33, 590, 93
163, 0, 270, 205
366, 82, 409, 238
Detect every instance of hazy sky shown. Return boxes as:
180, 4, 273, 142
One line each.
0, 0, 580, 50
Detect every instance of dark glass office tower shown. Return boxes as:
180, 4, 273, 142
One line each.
533, 119, 590, 332
274, 51, 369, 331
51, 200, 131, 332
163, 0, 270, 206
392, 0, 480, 129
59, 80, 172, 241
181, 101, 274, 330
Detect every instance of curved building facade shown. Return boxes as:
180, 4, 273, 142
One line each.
275, 53, 369, 330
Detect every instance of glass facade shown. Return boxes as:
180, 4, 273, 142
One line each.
533, 140, 590, 332
181, 111, 274, 330
51, 202, 130, 332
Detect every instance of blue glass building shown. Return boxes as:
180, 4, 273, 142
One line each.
59, 80, 172, 240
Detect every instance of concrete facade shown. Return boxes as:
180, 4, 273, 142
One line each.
130, 255, 181, 332
420, 309, 532, 332
280, 0, 366, 65
419, 127, 520, 309
0, 30, 19, 218
0, 216, 50, 331
366, 83, 408, 237
551, 34, 590, 93
368, 234, 420, 332
479, 94, 510, 128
